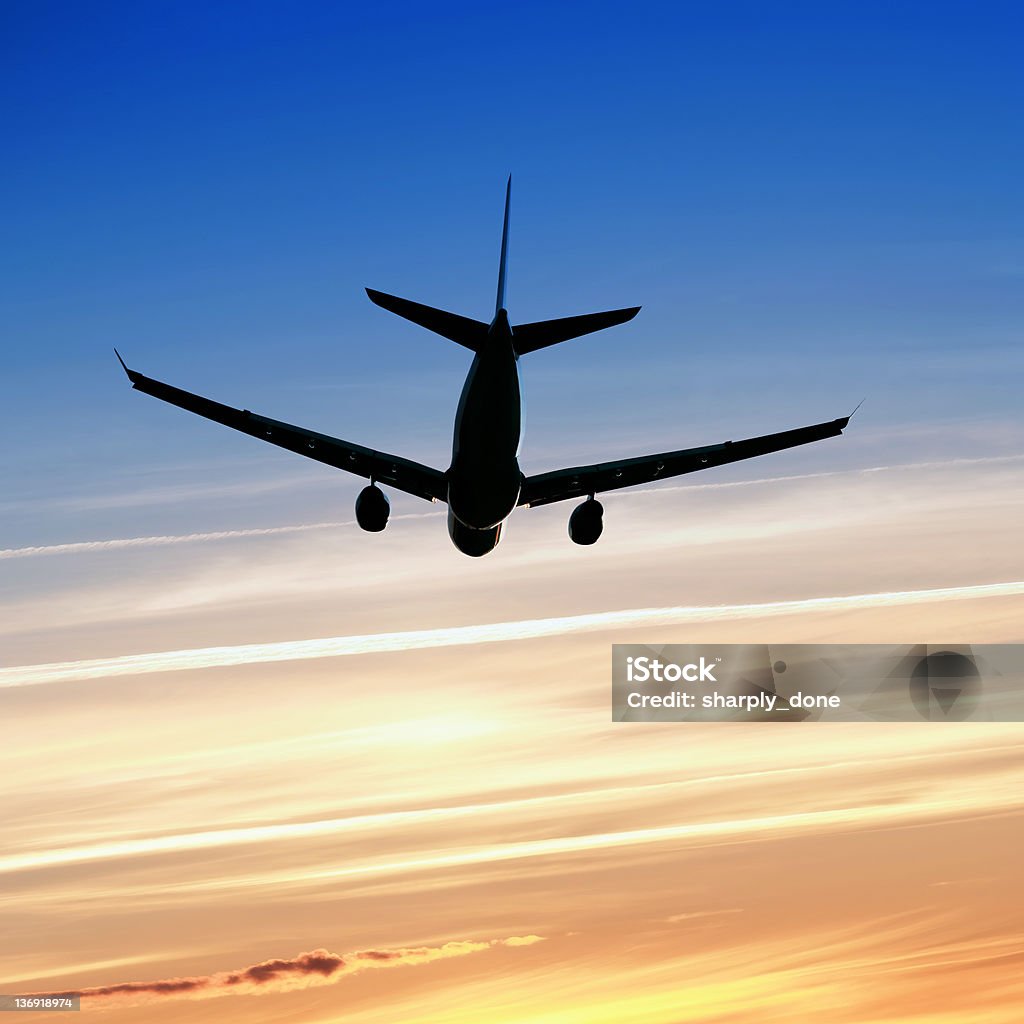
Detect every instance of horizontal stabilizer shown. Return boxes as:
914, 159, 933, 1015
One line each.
512, 306, 641, 355
366, 289, 488, 351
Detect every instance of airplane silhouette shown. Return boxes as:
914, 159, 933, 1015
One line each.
116, 178, 853, 557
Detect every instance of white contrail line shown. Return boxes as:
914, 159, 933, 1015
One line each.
5, 743, 1017, 876
0, 523, 344, 559
1, 580, 1021, 689
626, 451, 1024, 498
9, 788, 1020, 900
3, 452, 1021, 561
235, 790, 1024, 895
0, 513, 440, 561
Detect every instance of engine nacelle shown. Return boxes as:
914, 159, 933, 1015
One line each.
568, 498, 604, 545
355, 484, 390, 532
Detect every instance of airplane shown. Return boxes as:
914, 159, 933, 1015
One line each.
116, 177, 854, 557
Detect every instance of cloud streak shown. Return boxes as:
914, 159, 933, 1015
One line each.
31, 937, 542, 1006
1, 579, 1021, 689
0, 523, 343, 560
4, 453, 1021, 561
0, 514, 439, 561
9, 744, 1013, 877
4, 747, 1020, 891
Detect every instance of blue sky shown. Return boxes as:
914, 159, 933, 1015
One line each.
4, 10, 1024, 1015
2, 1, 1022, 545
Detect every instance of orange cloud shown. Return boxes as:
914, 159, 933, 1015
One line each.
32, 936, 544, 1007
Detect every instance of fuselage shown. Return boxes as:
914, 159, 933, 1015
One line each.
446, 309, 523, 555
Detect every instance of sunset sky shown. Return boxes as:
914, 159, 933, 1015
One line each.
3, 2, 1023, 1021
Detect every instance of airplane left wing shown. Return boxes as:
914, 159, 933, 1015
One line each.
519, 414, 851, 508
115, 352, 448, 504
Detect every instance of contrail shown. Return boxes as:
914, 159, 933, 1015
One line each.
629, 451, 1024, 498
0, 513, 439, 561
1, 580, 1021, 689
3, 453, 1021, 561
16, 784, 1022, 907
0, 523, 344, 559
5, 744, 1017, 877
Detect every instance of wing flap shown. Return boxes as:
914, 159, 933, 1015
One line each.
519, 415, 850, 507
118, 354, 447, 504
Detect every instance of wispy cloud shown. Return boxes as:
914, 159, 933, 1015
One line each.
5, 752, 1020, 895
31, 937, 543, 1006
0, 523, 343, 560
4, 453, 1021, 561
9, 741, 1016, 882
664, 909, 744, 924
1, 579, 1021, 689
0, 513, 438, 561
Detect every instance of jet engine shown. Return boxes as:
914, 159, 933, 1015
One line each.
568, 498, 604, 545
355, 484, 390, 532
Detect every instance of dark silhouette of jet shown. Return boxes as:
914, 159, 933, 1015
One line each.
116, 178, 853, 557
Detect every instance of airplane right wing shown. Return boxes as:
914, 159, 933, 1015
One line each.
519, 415, 852, 508
116, 352, 448, 504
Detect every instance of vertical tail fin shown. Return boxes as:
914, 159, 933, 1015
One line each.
495, 175, 511, 316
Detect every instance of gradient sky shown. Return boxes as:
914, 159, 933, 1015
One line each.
2, 3, 1023, 1022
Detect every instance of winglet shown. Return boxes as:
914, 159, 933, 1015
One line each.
495, 174, 511, 317
832, 398, 866, 432
114, 347, 141, 385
